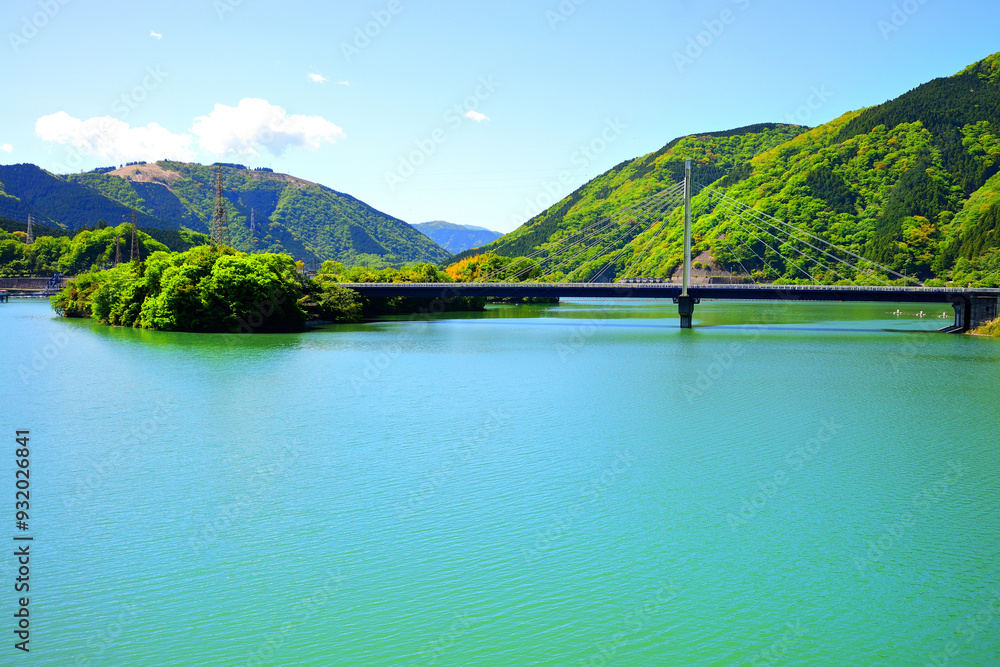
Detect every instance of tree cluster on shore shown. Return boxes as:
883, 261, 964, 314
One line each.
51, 248, 485, 333
0, 222, 207, 276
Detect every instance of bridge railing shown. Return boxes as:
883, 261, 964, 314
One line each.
340, 281, 999, 295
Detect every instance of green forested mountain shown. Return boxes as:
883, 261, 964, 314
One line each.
0, 162, 451, 268
452, 123, 808, 271
459, 53, 1000, 286
0, 164, 173, 230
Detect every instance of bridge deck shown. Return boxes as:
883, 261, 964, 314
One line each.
341, 282, 999, 304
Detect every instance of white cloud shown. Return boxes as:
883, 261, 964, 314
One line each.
307, 73, 327, 84
150, 30, 162, 40
191, 98, 345, 156
0, 143, 12, 153
34, 112, 193, 162
337, 81, 351, 86
33, 98, 344, 164
465, 110, 490, 123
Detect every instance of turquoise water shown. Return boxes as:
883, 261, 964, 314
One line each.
2, 298, 999, 666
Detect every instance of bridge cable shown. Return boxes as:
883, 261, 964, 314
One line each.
615, 202, 681, 282
482, 183, 685, 282
713, 232, 759, 284
501, 193, 678, 281
554, 192, 684, 281
696, 183, 921, 285
698, 187, 870, 286
723, 223, 781, 282
707, 200, 822, 283
586, 208, 672, 283
560, 190, 686, 281
697, 183, 901, 283
702, 192, 860, 285
495, 184, 685, 282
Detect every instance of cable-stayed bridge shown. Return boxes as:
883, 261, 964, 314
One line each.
346, 162, 999, 332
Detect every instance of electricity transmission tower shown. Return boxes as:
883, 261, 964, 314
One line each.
114, 232, 122, 267
130, 208, 140, 262
26, 215, 34, 244
211, 167, 230, 246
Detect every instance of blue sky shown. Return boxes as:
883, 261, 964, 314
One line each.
2, 0, 998, 232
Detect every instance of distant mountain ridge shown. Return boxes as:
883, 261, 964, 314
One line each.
410, 220, 503, 254
0, 161, 450, 268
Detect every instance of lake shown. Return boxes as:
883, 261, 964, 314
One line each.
2, 297, 999, 666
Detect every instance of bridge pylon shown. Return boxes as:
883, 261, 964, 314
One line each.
675, 159, 698, 328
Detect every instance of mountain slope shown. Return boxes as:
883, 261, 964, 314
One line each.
459, 53, 1000, 285
451, 123, 809, 274
66, 162, 452, 267
411, 221, 502, 253
0, 161, 450, 268
0, 164, 175, 230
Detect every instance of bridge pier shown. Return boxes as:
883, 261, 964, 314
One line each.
675, 296, 699, 329
943, 294, 999, 333
945, 299, 968, 333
